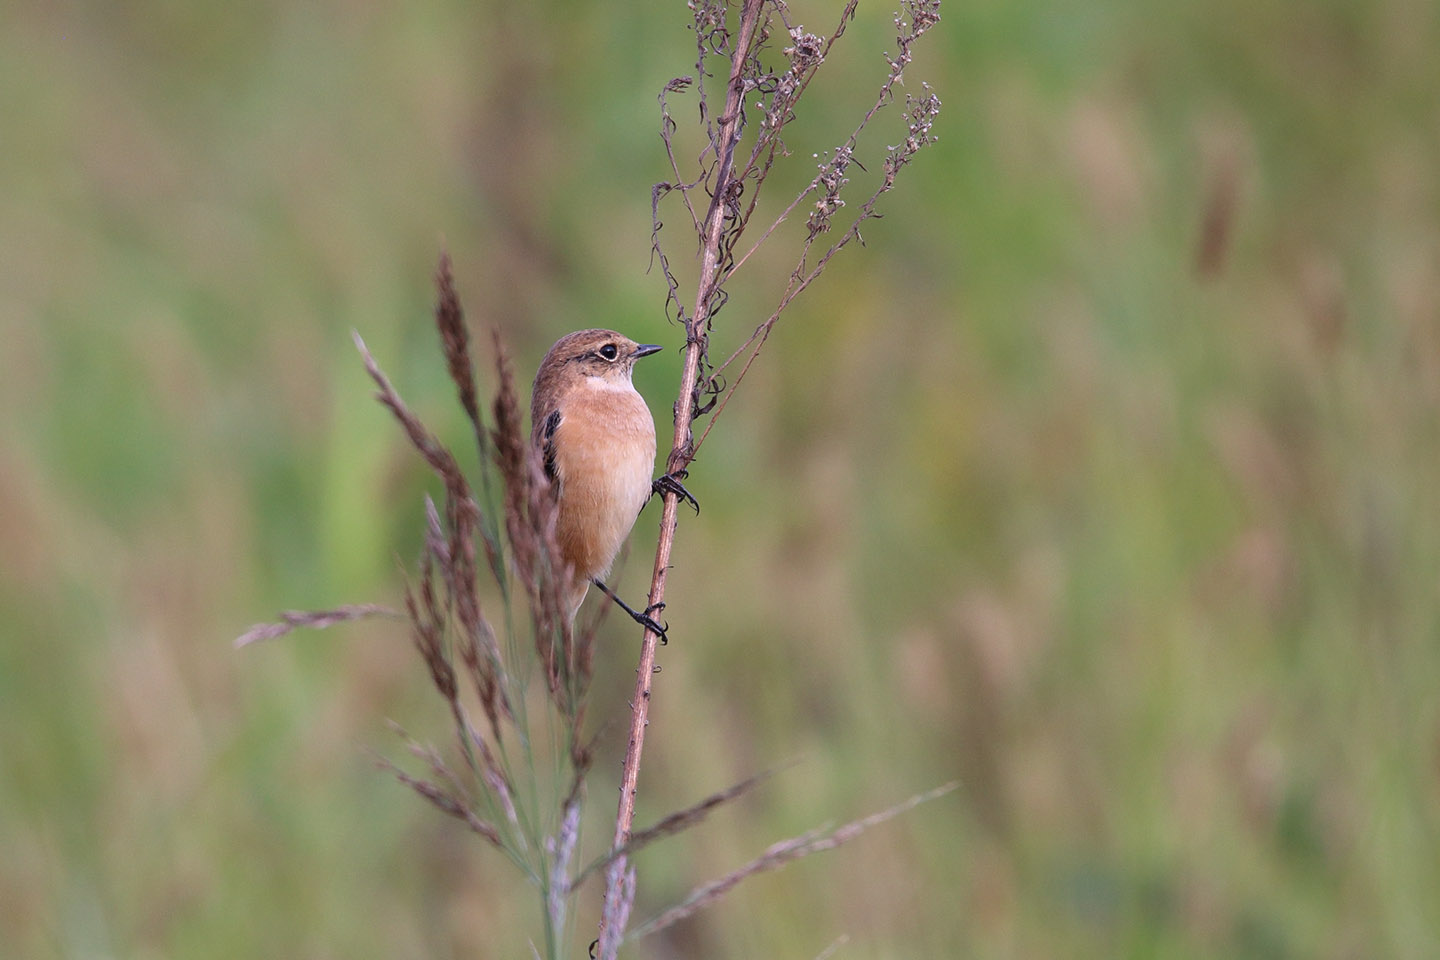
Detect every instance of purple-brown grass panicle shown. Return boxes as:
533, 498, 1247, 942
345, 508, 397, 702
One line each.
490, 333, 588, 714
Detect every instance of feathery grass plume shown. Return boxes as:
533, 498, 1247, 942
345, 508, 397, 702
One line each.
435, 253, 480, 437
434, 253, 507, 582
374, 724, 506, 848
627, 783, 959, 943
354, 329, 507, 736
489, 337, 545, 619
243, 256, 603, 955
404, 544, 455, 705
573, 764, 787, 890
546, 799, 582, 948
374, 753, 504, 846
401, 540, 516, 818
489, 333, 584, 709
596, 861, 637, 960
234, 604, 401, 648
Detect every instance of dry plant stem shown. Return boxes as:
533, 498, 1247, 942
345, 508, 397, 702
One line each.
599, 0, 767, 951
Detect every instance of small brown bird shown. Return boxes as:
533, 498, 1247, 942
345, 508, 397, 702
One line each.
530, 329, 694, 637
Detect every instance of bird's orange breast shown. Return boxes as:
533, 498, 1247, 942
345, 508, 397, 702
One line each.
550, 381, 656, 581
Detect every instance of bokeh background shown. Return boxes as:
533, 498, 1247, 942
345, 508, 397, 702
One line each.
3, 0, 1439, 957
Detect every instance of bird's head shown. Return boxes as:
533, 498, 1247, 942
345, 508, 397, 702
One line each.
537, 328, 662, 390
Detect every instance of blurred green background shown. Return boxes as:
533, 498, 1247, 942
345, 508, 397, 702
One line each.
3, 0, 1439, 957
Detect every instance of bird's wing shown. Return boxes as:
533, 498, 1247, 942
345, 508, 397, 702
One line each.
541, 409, 562, 485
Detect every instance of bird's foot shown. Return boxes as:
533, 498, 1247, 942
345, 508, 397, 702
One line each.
593, 580, 670, 644
651, 472, 699, 515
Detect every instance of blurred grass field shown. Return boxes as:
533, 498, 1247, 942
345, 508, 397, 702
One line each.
3, 0, 1439, 957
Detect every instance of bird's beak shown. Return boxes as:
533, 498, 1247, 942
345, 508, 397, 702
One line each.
633, 343, 663, 359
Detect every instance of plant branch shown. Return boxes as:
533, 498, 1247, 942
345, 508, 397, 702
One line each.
597, 1, 768, 955
692, 78, 942, 459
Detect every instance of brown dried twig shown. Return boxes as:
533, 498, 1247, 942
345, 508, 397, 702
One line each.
599, 4, 770, 952
602, 1, 942, 951
693, 5, 943, 458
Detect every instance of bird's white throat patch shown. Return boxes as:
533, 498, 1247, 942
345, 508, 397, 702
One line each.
582, 373, 637, 393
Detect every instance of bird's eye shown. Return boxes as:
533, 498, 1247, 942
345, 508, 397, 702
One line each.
598, 344, 619, 361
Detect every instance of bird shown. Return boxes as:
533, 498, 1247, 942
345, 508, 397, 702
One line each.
530, 329, 696, 639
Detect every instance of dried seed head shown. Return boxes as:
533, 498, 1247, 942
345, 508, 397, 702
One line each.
784, 28, 825, 73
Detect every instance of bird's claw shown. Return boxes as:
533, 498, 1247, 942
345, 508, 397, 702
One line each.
641, 601, 669, 644
652, 472, 700, 515
638, 613, 669, 645
593, 579, 671, 644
